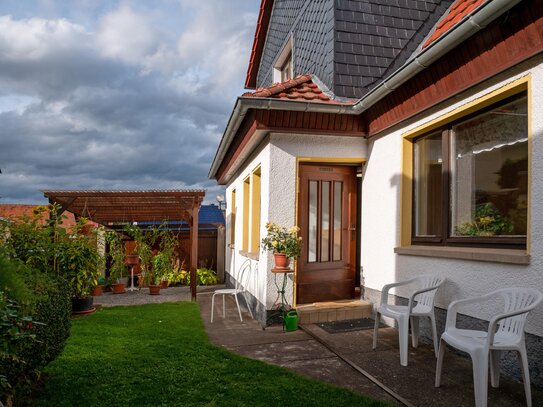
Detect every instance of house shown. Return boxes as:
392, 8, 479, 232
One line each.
209, 0, 543, 387
0, 204, 79, 229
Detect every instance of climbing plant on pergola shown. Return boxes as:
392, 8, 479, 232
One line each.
42, 189, 205, 300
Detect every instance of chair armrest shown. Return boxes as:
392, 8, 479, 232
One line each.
381, 278, 419, 306
445, 293, 496, 330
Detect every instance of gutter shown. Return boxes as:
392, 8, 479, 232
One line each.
209, 0, 521, 180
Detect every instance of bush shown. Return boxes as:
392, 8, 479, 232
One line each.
0, 253, 71, 405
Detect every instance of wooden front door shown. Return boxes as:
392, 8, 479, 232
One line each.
297, 164, 357, 304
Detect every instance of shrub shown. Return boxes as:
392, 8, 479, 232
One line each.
0, 251, 71, 405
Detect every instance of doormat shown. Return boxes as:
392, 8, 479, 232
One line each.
318, 318, 385, 334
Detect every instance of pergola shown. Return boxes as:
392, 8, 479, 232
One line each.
42, 189, 205, 300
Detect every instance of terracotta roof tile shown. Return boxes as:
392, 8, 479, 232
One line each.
242, 74, 350, 104
423, 0, 487, 49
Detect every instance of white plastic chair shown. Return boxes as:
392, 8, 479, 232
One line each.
211, 259, 254, 323
435, 288, 543, 407
373, 274, 445, 366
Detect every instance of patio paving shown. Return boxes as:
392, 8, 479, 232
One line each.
93, 285, 215, 307
197, 289, 543, 407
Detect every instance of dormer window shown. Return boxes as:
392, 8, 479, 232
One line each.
280, 52, 292, 82
273, 36, 293, 83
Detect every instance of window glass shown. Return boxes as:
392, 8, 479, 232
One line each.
450, 97, 528, 237
308, 181, 318, 262
321, 181, 330, 262
414, 132, 442, 237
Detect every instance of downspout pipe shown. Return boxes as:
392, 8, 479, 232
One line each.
352, 0, 522, 112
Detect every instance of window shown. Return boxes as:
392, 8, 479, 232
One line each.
273, 36, 293, 83
412, 93, 528, 248
280, 52, 292, 82
230, 189, 236, 246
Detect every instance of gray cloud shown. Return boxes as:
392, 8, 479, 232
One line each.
0, 1, 257, 205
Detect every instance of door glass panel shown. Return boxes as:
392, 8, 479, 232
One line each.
308, 181, 318, 262
333, 181, 342, 261
321, 181, 330, 262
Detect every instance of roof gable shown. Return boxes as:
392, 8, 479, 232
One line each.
245, 0, 275, 89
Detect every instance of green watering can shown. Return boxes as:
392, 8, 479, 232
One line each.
284, 310, 299, 332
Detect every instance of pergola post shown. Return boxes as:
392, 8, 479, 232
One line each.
189, 203, 199, 301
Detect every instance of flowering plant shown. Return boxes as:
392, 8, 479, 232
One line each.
261, 222, 302, 258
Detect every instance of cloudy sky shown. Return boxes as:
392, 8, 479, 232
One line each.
0, 0, 260, 205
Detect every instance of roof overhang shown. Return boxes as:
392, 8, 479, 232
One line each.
42, 190, 205, 226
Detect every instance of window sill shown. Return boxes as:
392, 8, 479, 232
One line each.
238, 250, 260, 261
394, 245, 529, 265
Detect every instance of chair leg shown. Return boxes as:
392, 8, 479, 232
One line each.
398, 315, 409, 366
243, 292, 254, 319
372, 312, 380, 349
211, 293, 216, 323
430, 313, 439, 358
234, 293, 243, 322
410, 316, 419, 348
518, 343, 532, 407
489, 350, 501, 388
435, 338, 446, 387
222, 294, 226, 318
471, 349, 489, 407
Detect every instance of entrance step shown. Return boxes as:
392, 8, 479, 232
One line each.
297, 299, 373, 324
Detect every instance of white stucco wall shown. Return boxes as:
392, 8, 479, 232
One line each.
225, 133, 367, 309
361, 54, 543, 336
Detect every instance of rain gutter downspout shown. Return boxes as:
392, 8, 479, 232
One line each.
352, 0, 522, 113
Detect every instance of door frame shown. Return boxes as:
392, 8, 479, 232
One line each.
293, 157, 365, 306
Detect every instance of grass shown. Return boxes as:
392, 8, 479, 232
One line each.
34, 302, 388, 407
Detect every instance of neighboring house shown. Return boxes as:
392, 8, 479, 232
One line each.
209, 0, 543, 386
0, 204, 78, 229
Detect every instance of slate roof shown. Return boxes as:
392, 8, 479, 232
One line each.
334, 0, 455, 98
242, 74, 349, 104
423, 0, 486, 48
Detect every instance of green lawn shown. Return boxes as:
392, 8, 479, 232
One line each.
35, 302, 388, 407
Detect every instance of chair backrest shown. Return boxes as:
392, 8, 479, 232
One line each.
414, 274, 445, 308
234, 258, 252, 293
495, 288, 543, 338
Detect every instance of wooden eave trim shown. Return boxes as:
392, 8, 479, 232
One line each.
215, 109, 365, 184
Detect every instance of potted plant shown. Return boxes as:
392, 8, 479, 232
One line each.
106, 231, 127, 294
90, 276, 106, 296
58, 219, 102, 313
261, 222, 302, 269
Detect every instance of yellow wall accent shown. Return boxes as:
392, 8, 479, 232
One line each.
250, 166, 262, 252
230, 189, 236, 246
400, 76, 531, 250
242, 177, 250, 252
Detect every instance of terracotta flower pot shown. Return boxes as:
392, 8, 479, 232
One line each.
112, 283, 126, 294
274, 253, 290, 269
160, 280, 169, 289
149, 285, 161, 295
90, 284, 104, 296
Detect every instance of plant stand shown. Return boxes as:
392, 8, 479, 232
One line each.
127, 264, 137, 292
263, 268, 293, 331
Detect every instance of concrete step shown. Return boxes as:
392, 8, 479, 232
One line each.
296, 299, 373, 324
